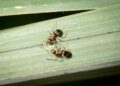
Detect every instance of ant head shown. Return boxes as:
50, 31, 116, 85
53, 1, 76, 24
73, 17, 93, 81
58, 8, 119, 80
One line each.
64, 51, 72, 58
55, 29, 63, 37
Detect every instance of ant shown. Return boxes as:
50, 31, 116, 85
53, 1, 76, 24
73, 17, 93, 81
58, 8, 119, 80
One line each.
46, 22, 67, 45
47, 44, 72, 60
47, 29, 63, 45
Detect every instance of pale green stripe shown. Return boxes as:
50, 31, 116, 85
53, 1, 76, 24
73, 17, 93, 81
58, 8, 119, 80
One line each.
0, 0, 120, 16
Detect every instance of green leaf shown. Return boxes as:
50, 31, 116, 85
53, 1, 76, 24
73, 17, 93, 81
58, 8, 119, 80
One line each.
0, 3, 120, 85
0, 0, 120, 16
0, 4, 120, 53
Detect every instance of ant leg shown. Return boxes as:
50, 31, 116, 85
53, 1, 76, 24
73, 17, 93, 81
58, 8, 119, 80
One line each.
66, 42, 69, 50
61, 43, 71, 52
57, 38, 63, 42
47, 55, 58, 61
53, 40, 58, 45
47, 31, 52, 35
47, 51, 58, 61
55, 41, 62, 50
57, 58, 64, 62
45, 48, 57, 60
41, 35, 52, 47
41, 39, 47, 48
52, 27, 55, 33
64, 42, 70, 51
60, 42, 69, 51
51, 44, 59, 54
60, 44, 66, 50
52, 21, 58, 32
55, 20, 58, 30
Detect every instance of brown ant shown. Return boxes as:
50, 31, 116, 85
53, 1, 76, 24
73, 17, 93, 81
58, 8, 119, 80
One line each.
48, 44, 72, 60
46, 29, 63, 45
45, 22, 67, 45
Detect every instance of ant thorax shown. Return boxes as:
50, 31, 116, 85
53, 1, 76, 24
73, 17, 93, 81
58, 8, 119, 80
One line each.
51, 33, 57, 39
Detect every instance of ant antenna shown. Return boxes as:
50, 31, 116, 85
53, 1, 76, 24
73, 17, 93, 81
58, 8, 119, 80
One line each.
55, 20, 57, 30
62, 42, 70, 51
52, 20, 58, 32
67, 42, 71, 51
66, 42, 69, 50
